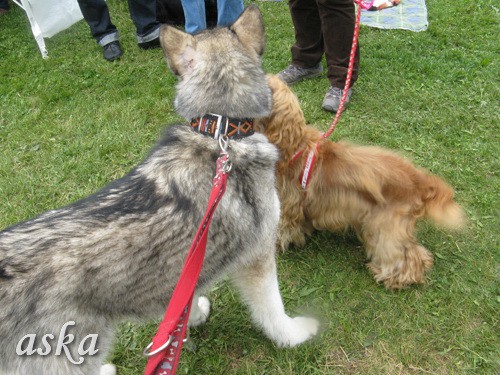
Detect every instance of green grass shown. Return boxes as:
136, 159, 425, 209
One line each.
0, 0, 498, 373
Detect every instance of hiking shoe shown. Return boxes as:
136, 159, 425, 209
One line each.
322, 86, 352, 113
277, 64, 323, 85
103, 41, 123, 62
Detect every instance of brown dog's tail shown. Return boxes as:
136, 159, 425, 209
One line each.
422, 174, 466, 230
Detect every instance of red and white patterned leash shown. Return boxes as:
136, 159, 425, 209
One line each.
143, 138, 232, 375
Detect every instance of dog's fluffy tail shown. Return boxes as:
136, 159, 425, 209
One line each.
421, 174, 466, 230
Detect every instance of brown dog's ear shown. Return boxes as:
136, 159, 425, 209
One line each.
230, 5, 265, 57
160, 25, 197, 76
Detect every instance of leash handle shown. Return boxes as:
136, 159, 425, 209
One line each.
144, 153, 230, 375
145, 299, 192, 375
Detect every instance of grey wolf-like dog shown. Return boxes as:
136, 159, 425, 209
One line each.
0, 7, 318, 375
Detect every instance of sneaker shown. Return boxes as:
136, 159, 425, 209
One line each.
277, 64, 323, 85
138, 37, 160, 50
322, 86, 352, 113
103, 41, 123, 62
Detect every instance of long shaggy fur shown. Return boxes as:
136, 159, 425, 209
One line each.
256, 75, 466, 290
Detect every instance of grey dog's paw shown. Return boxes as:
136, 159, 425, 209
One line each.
188, 296, 211, 327
276, 316, 320, 348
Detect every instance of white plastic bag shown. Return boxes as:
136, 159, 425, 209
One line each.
14, 0, 83, 57
27, 0, 83, 38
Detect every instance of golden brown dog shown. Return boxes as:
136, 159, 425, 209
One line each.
255, 75, 465, 289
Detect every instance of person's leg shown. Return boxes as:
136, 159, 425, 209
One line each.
317, 0, 359, 90
180, 0, 207, 34
77, 0, 122, 61
216, 0, 244, 27
277, 0, 324, 85
127, 0, 161, 47
289, 0, 324, 69
77, 0, 119, 46
0, 0, 10, 13
317, 0, 359, 111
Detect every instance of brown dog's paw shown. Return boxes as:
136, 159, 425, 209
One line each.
368, 245, 433, 290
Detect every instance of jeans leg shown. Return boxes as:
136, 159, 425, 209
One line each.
77, 0, 118, 46
127, 0, 161, 42
0, 0, 10, 10
180, 0, 207, 34
217, 0, 244, 27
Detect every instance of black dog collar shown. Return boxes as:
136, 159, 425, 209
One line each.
190, 114, 254, 140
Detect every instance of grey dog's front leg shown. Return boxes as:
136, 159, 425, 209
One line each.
230, 251, 318, 347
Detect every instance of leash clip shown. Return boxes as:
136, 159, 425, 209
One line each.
222, 159, 232, 173
218, 135, 229, 154
218, 135, 232, 173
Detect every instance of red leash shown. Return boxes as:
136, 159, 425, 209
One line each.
293, 0, 364, 190
143, 144, 231, 375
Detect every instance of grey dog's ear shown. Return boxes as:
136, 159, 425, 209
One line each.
160, 25, 197, 76
230, 5, 265, 57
